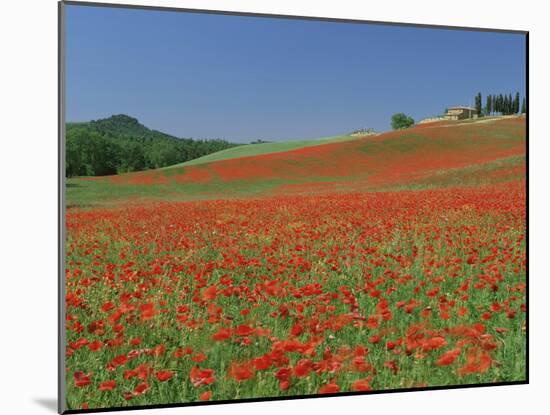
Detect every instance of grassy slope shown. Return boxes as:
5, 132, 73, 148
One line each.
165, 134, 357, 168
67, 117, 526, 207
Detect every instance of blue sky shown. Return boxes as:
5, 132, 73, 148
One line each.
65, 5, 526, 143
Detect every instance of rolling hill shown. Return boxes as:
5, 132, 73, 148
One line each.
165, 134, 358, 168
67, 116, 526, 207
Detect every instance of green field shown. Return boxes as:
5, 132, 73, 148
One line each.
65, 117, 527, 410
165, 134, 358, 168
67, 118, 526, 208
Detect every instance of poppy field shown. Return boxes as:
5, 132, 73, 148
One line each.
65, 118, 526, 410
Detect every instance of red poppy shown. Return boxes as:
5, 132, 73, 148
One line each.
229, 362, 254, 381
133, 363, 151, 380
279, 380, 291, 391
366, 315, 380, 329
294, 359, 312, 377
436, 348, 461, 366
319, 383, 340, 394
368, 335, 381, 344
155, 370, 173, 382
134, 382, 149, 395
351, 379, 371, 392
70, 338, 89, 350
481, 311, 492, 321
235, 324, 255, 336
101, 301, 115, 312
99, 380, 116, 391
212, 327, 232, 341
73, 371, 91, 388
191, 353, 207, 363
252, 354, 272, 371
291, 323, 303, 336
190, 367, 216, 387
421, 336, 447, 351
107, 354, 128, 370
352, 356, 373, 373
275, 367, 291, 382
200, 391, 213, 401
123, 369, 137, 380
174, 347, 193, 358
87, 340, 102, 352
458, 348, 492, 375
202, 285, 218, 300
140, 303, 156, 321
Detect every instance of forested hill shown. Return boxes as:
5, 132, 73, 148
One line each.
66, 114, 240, 177
87, 114, 180, 141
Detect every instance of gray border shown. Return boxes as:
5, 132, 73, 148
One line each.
58, 1, 528, 414
62, 0, 527, 34
58, 1, 67, 413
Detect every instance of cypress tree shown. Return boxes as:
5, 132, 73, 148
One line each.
521, 97, 526, 114
475, 92, 482, 117
486, 95, 492, 116
514, 92, 520, 114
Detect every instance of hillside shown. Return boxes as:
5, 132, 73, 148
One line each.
67, 117, 526, 207
71, 114, 180, 141
65, 115, 239, 177
166, 134, 358, 168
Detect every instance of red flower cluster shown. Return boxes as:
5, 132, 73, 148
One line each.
65, 177, 525, 410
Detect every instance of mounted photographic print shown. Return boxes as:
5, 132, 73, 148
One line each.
59, 1, 528, 413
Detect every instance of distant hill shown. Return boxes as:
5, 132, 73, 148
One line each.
85, 114, 181, 141
67, 116, 526, 207
65, 115, 239, 177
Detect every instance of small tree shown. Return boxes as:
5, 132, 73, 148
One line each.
521, 97, 526, 114
391, 113, 415, 130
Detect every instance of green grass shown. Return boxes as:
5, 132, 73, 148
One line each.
164, 134, 357, 168
66, 176, 346, 208
64, 186, 526, 410
64, 118, 527, 409
66, 155, 524, 209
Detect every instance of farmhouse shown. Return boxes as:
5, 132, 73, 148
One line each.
444, 106, 478, 121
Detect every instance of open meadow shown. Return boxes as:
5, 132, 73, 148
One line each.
64, 117, 526, 410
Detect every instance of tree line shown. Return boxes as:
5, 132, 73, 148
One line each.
66, 115, 239, 177
474, 92, 526, 116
